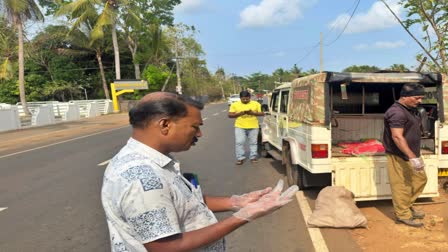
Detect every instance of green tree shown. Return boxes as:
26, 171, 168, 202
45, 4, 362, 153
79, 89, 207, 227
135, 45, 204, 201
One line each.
96, 0, 124, 80
0, 21, 18, 104
67, 25, 111, 99
141, 64, 171, 93
305, 68, 319, 75
290, 64, 302, 78
165, 23, 202, 95
26, 25, 88, 101
1, 0, 44, 114
57, 0, 131, 80
0, 19, 16, 80
122, 0, 180, 79
245, 72, 270, 92
399, 0, 448, 73
55, 2, 112, 99
215, 67, 225, 98
342, 65, 380, 72
183, 57, 208, 96
388, 64, 409, 72
272, 68, 287, 82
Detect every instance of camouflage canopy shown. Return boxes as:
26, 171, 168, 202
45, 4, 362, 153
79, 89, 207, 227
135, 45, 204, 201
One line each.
287, 72, 447, 126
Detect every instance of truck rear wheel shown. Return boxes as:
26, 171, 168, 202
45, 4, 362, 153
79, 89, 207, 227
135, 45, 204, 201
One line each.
284, 143, 304, 189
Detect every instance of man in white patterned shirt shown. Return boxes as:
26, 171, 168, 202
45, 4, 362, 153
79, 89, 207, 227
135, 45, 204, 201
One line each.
101, 92, 298, 252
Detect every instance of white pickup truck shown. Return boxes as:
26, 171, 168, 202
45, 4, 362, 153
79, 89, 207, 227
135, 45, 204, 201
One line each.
261, 72, 447, 201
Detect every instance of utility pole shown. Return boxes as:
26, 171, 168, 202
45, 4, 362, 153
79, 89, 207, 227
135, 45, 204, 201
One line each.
175, 37, 182, 94
219, 79, 225, 99
320, 32, 323, 73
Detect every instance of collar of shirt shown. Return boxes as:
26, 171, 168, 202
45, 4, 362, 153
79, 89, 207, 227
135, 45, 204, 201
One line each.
395, 101, 419, 115
127, 137, 181, 173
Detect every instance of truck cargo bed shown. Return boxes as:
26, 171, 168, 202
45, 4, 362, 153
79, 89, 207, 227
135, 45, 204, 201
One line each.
332, 146, 434, 157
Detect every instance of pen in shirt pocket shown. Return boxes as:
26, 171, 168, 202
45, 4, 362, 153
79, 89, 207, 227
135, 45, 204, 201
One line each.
183, 172, 199, 189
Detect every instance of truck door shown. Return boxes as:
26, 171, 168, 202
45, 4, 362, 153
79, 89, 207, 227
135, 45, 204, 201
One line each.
277, 90, 290, 143
264, 91, 280, 148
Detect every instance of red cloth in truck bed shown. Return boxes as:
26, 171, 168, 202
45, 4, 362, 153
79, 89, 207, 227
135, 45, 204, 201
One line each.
338, 139, 385, 156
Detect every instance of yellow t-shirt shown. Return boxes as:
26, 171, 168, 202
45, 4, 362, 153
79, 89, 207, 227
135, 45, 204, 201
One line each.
229, 100, 261, 129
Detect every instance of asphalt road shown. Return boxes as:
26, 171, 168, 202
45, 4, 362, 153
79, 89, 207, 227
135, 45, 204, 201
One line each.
0, 102, 361, 252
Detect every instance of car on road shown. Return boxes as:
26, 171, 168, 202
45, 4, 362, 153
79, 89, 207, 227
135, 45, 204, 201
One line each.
227, 94, 240, 105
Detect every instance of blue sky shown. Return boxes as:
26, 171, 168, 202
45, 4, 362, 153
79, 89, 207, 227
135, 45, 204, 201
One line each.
174, 0, 423, 76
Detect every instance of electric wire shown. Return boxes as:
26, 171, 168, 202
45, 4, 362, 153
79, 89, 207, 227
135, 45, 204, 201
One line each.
294, 0, 360, 65
324, 0, 360, 46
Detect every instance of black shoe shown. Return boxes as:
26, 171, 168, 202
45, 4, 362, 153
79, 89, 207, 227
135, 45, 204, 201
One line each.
396, 218, 424, 227
411, 207, 425, 219
236, 160, 244, 165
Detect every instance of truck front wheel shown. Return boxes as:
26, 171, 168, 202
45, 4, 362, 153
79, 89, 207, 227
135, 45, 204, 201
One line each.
260, 142, 272, 158
284, 143, 304, 189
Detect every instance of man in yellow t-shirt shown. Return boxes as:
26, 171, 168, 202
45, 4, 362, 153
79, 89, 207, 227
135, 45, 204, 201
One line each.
228, 90, 264, 165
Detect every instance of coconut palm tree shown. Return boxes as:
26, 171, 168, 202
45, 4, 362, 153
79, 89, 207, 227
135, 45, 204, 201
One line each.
0, 0, 44, 115
91, 0, 125, 80
56, 2, 111, 99
58, 0, 131, 81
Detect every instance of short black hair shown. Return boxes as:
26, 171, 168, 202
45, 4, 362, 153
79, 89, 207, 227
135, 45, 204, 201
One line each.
129, 93, 204, 129
240, 90, 251, 98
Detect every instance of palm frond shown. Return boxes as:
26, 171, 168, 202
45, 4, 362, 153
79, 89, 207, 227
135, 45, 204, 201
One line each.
56, 0, 93, 18
25, 0, 44, 21
90, 24, 104, 43
0, 57, 13, 80
3, 0, 43, 22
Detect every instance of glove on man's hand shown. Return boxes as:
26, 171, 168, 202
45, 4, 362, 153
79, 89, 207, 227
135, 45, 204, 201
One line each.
230, 187, 272, 211
233, 179, 299, 221
410, 157, 425, 172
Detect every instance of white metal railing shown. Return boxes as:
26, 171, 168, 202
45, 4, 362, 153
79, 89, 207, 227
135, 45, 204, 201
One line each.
69, 99, 112, 115
0, 105, 20, 131
0, 99, 114, 131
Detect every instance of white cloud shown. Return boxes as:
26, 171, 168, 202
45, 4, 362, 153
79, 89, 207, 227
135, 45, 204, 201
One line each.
273, 51, 286, 57
329, 0, 402, 34
374, 40, 406, 49
239, 0, 316, 28
174, 0, 206, 14
354, 40, 406, 50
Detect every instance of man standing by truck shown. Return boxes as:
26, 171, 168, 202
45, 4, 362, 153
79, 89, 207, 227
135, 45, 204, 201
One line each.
383, 83, 427, 227
228, 90, 264, 165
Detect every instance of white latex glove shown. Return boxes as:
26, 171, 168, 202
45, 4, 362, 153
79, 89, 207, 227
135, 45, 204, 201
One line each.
230, 187, 273, 211
410, 157, 425, 172
233, 179, 299, 221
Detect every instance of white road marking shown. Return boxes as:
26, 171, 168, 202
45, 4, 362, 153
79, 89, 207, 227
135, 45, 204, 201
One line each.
213, 113, 219, 116
98, 159, 111, 166
296, 191, 329, 252
0, 126, 129, 160
0, 207, 7, 212
203, 118, 208, 121
222, 109, 227, 113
